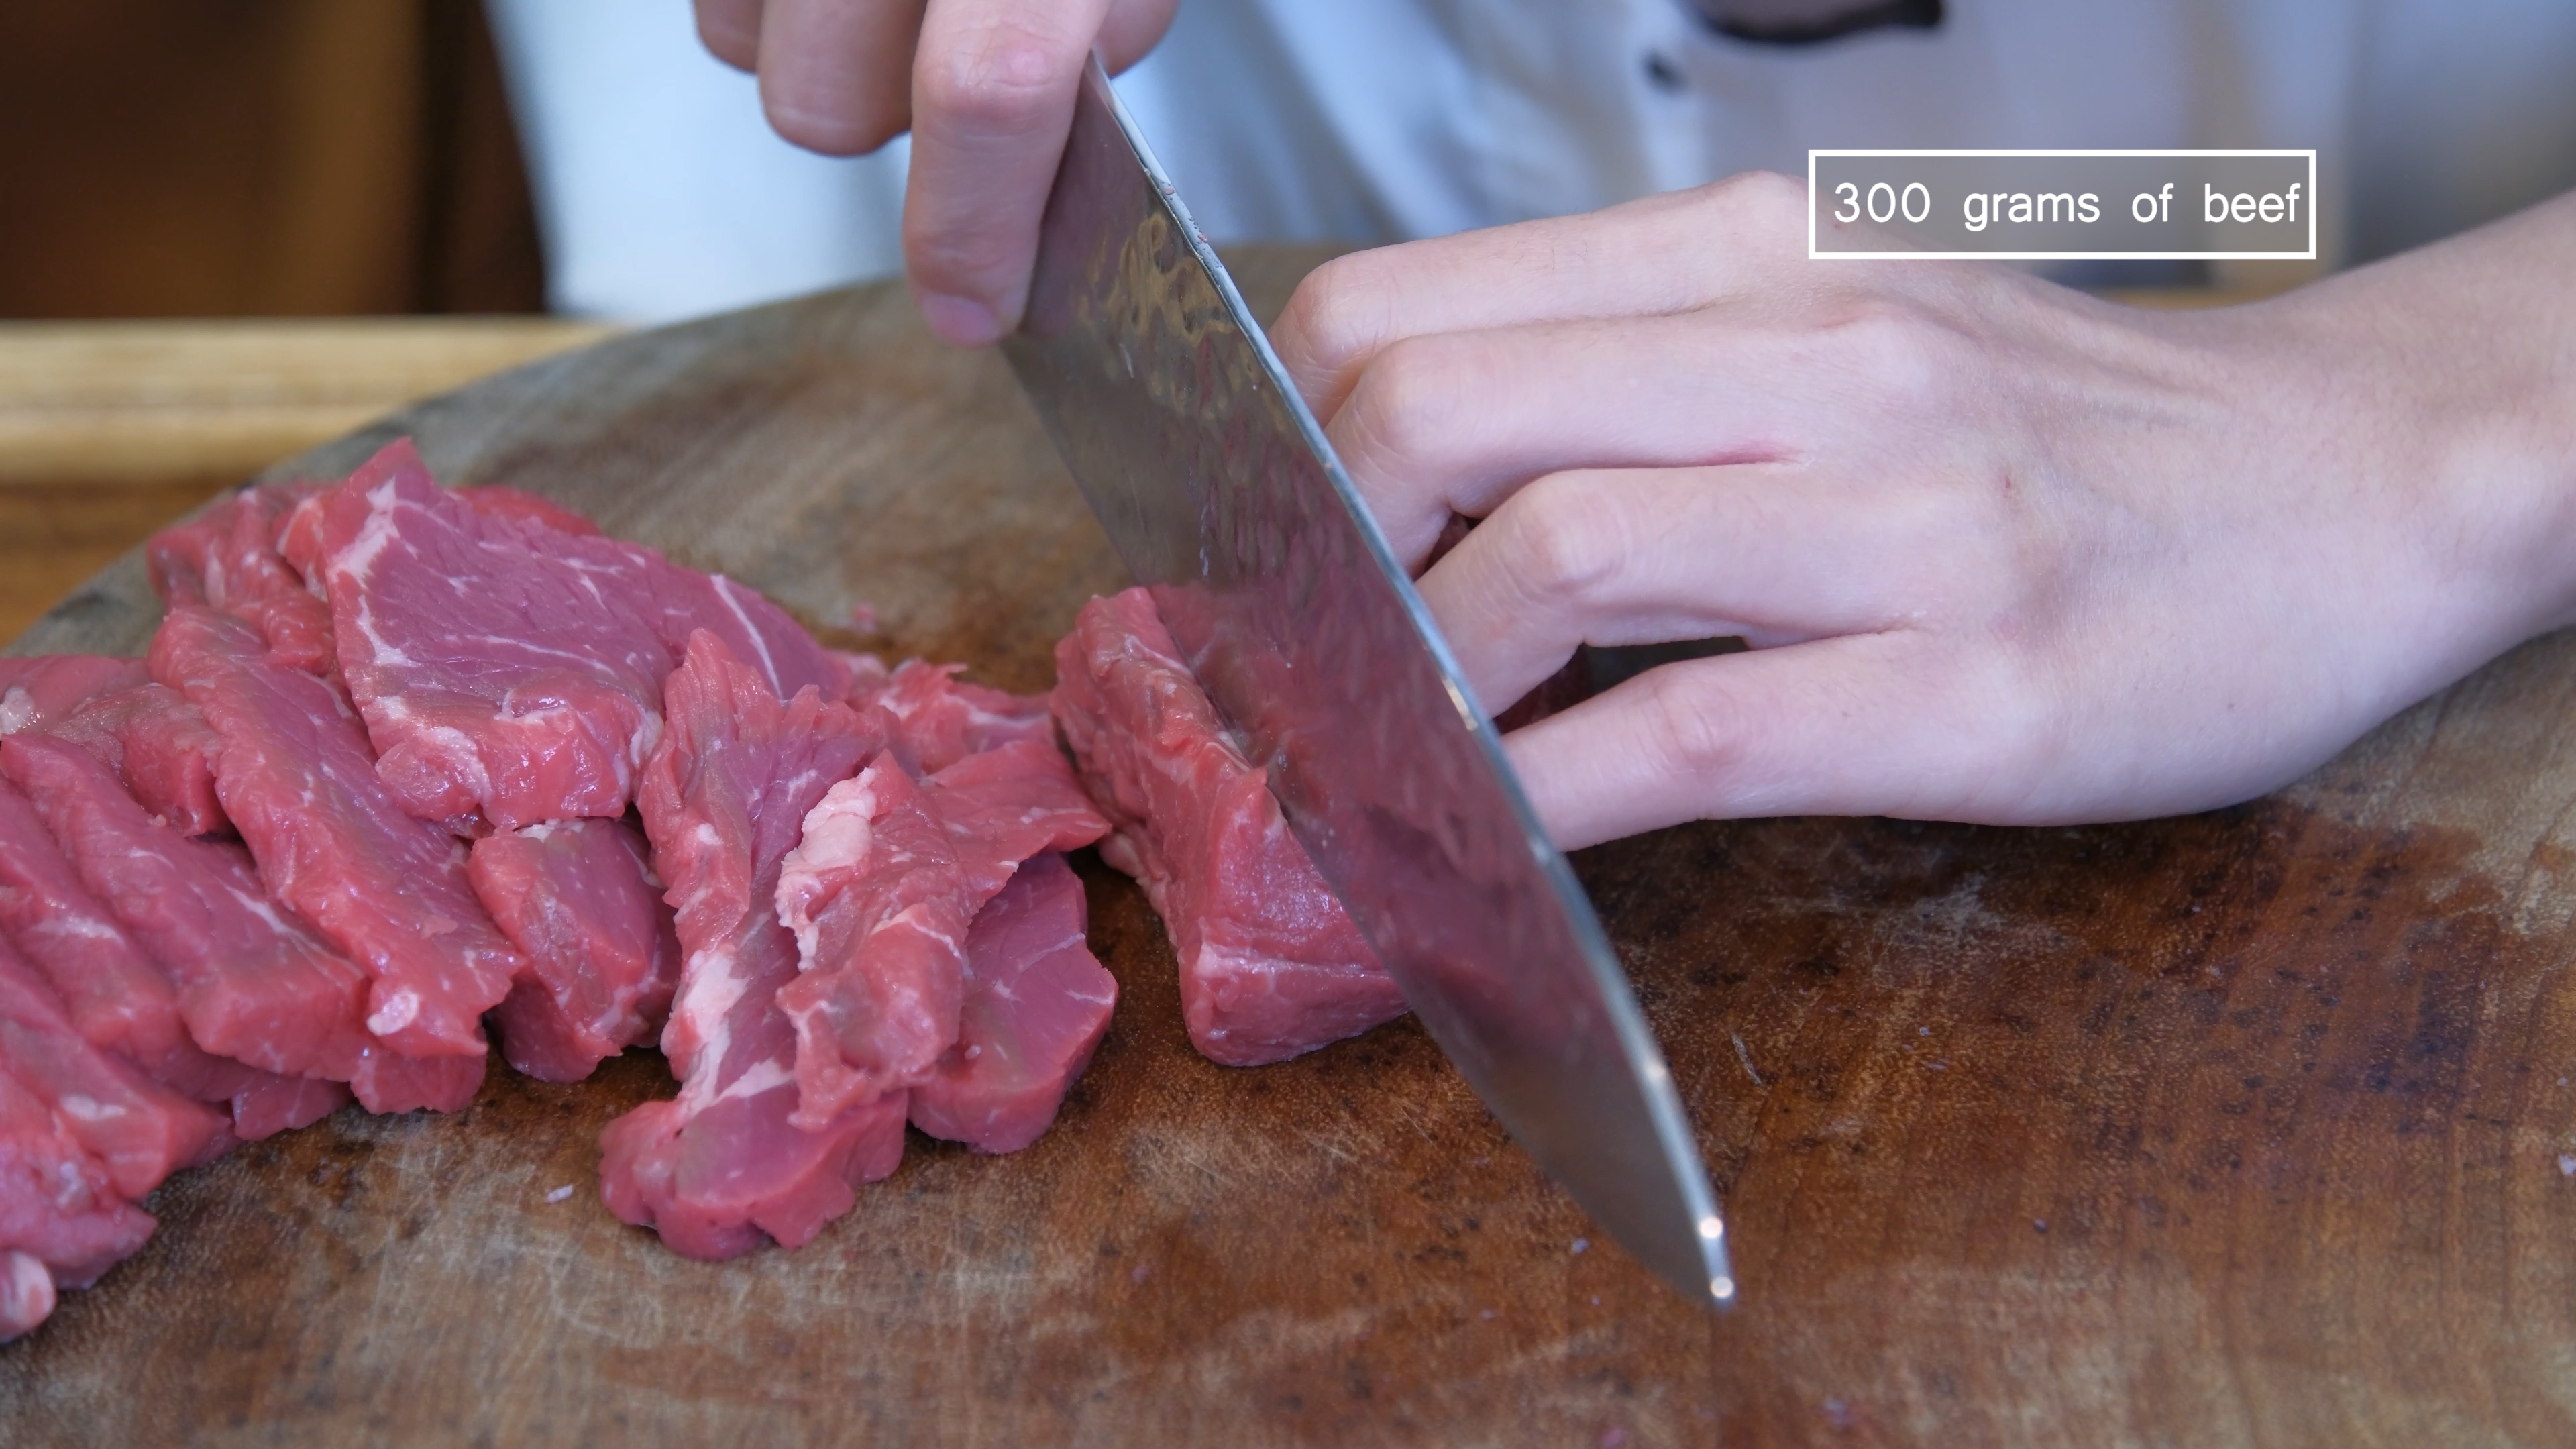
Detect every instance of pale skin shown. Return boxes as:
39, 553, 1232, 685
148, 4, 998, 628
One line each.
699, 0, 2576, 851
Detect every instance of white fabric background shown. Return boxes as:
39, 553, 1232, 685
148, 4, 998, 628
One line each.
486, 0, 2576, 322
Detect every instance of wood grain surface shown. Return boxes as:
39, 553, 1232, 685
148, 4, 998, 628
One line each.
5, 251, 2573, 1448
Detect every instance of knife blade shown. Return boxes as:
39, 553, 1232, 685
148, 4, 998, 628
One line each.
1002, 56, 1734, 1308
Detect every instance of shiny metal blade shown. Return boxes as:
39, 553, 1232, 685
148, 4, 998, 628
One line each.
1003, 58, 1733, 1308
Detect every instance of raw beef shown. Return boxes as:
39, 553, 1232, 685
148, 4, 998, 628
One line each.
773, 740, 1107, 1125
1052, 588, 1405, 1066
908, 853, 1117, 1154
0, 936, 233, 1197
0, 775, 330, 1137
0, 1068, 154, 1340
152, 606, 520, 1061
299, 439, 850, 831
472, 817, 682, 1083
0, 657, 150, 737
453, 486, 602, 537
1, 736, 470, 1114
226, 1076, 353, 1140
772, 763, 972, 1122
0, 774, 230, 1089
922, 741, 1114, 904
147, 480, 337, 675
598, 633, 904, 1260
44, 682, 228, 836
866, 661, 1055, 775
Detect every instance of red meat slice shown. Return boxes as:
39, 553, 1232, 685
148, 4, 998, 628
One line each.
908, 853, 1117, 1155
0, 936, 233, 1197
0, 657, 150, 737
472, 817, 682, 1083
865, 661, 1055, 775
226, 1075, 352, 1139
44, 683, 227, 836
772, 763, 970, 1122
149, 481, 318, 612
0, 1068, 154, 1297
1052, 588, 1405, 1066
0, 774, 227, 1089
774, 740, 1107, 1125
922, 741, 1112, 902
152, 606, 519, 1060
0, 775, 334, 1137
0, 736, 474, 1114
147, 481, 337, 675
455, 486, 602, 537
302, 439, 849, 831
599, 633, 903, 1260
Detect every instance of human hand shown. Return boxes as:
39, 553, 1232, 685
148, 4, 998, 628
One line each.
1271, 175, 2576, 849
696, 0, 1179, 344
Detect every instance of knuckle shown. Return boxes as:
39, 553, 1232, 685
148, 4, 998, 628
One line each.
1495, 474, 1624, 611
1703, 169, 1809, 227
1635, 665, 1748, 785
1275, 254, 1386, 402
900, 211, 1019, 294
1821, 297, 1955, 405
1339, 333, 1469, 474
914, 21, 1075, 136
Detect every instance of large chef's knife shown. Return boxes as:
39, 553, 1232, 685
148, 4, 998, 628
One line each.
1002, 58, 1733, 1307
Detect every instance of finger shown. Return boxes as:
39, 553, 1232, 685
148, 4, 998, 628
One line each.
757, 0, 926, 155
1336, 294, 1984, 572
1326, 307, 1841, 568
1274, 170, 1823, 422
1097, 0, 1181, 70
1420, 464, 1924, 714
696, 0, 765, 72
1501, 635, 2032, 850
903, 0, 1114, 344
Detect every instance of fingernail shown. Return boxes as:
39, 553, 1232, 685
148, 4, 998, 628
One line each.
915, 291, 1002, 347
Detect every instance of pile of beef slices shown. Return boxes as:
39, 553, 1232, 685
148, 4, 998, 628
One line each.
0, 440, 1403, 1340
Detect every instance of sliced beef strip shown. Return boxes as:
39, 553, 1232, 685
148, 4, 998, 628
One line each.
1, 735, 474, 1114
1052, 588, 1406, 1067
452, 485, 602, 537
0, 774, 332, 1137
225, 1075, 352, 1139
0, 1067, 154, 1304
864, 660, 1055, 776
0, 657, 151, 737
908, 852, 1118, 1155
772, 762, 973, 1124
152, 606, 520, 1061
0, 935, 233, 1197
599, 633, 904, 1261
773, 739, 1107, 1126
301, 438, 849, 832
44, 682, 228, 837
472, 816, 682, 1084
148, 480, 339, 676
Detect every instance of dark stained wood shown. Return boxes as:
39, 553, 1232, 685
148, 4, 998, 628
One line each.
6, 248, 2574, 1446
0, 0, 543, 320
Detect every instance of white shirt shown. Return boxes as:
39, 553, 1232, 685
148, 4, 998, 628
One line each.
488, 0, 2576, 322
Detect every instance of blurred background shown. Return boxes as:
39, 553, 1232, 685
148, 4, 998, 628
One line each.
7, 1, 2571, 643
0, 0, 936, 641
2, 0, 555, 639
2, 1, 544, 322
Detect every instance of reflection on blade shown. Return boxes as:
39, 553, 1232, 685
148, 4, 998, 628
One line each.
1002, 58, 1733, 1307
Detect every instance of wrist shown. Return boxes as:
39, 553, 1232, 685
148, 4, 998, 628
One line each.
2279, 199, 2576, 651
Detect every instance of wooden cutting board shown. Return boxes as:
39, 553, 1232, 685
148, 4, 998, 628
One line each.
5, 250, 2573, 1448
